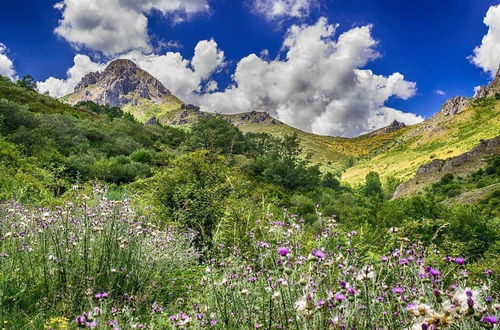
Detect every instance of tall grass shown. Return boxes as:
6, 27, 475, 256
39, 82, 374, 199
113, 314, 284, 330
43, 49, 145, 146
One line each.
0, 187, 199, 328
168, 211, 498, 329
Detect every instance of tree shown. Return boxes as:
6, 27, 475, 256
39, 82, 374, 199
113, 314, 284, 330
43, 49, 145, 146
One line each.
16, 75, 37, 91
153, 151, 232, 248
364, 171, 383, 197
184, 115, 247, 155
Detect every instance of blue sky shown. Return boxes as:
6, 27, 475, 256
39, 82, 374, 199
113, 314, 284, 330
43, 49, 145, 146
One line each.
0, 0, 499, 137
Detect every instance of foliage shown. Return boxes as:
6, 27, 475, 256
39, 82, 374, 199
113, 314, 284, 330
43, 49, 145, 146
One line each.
16, 75, 37, 91
183, 115, 247, 155
364, 171, 383, 197
145, 151, 232, 247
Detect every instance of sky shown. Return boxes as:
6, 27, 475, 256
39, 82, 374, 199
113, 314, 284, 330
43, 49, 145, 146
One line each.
0, 0, 499, 137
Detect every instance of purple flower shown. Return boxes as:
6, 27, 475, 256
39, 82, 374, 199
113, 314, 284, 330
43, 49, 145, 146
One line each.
278, 247, 289, 256
455, 257, 465, 265
380, 256, 389, 262
346, 287, 357, 296
429, 268, 441, 277
94, 292, 109, 299
485, 269, 493, 276
210, 320, 217, 326
392, 287, 404, 294
152, 301, 163, 313
76, 315, 87, 326
399, 258, 409, 265
311, 249, 326, 260
481, 315, 498, 324
334, 293, 346, 301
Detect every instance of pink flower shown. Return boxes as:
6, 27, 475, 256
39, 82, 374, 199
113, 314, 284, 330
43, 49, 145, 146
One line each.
278, 247, 289, 256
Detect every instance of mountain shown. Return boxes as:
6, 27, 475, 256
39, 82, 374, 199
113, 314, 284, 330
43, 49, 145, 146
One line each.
64, 59, 500, 184
64, 59, 183, 120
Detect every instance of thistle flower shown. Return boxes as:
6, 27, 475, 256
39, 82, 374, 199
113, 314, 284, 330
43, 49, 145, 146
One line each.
481, 315, 498, 324
278, 247, 289, 256
311, 248, 325, 260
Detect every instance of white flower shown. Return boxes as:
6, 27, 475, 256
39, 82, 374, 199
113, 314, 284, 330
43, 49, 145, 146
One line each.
452, 288, 482, 313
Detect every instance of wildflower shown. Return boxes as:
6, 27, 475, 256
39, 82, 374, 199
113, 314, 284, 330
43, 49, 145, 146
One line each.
278, 247, 289, 256
429, 268, 441, 277
44, 317, 69, 330
485, 269, 493, 276
380, 256, 389, 262
481, 315, 498, 324
334, 293, 346, 301
392, 287, 405, 294
152, 301, 163, 313
399, 258, 409, 265
452, 288, 483, 313
311, 248, 326, 260
357, 265, 375, 281
454, 257, 465, 265
210, 320, 217, 326
94, 292, 109, 299
407, 303, 432, 317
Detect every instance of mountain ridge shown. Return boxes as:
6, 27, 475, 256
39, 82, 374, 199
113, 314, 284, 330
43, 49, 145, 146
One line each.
63, 59, 500, 184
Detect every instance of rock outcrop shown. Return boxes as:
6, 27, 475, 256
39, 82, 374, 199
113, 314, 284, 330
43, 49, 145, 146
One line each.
393, 136, 500, 198
368, 120, 406, 137
474, 65, 500, 99
68, 59, 172, 107
437, 96, 470, 117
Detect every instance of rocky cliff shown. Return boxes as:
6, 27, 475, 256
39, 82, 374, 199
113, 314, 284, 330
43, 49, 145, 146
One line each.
67, 59, 173, 108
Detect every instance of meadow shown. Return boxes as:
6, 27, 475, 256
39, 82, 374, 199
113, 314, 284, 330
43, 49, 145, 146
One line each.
0, 76, 498, 329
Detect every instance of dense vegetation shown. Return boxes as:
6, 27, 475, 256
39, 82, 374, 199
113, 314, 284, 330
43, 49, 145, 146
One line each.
0, 76, 498, 328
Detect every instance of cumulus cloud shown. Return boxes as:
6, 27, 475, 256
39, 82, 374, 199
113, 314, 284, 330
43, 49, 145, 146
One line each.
252, 0, 317, 20
469, 4, 500, 77
37, 54, 106, 97
123, 39, 224, 101
54, 0, 209, 55
198, 18, 422, 137
37, 39, 225, 101
0, 43, 16, 80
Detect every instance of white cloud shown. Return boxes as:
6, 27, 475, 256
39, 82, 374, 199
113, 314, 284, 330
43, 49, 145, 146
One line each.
0, 43, 16, 80
469, 4, 500, 77
435, 89, 445, 95
252, 0, 317, 20
54, 0, 209, 56
37, 54, 106, 97
37, 39, 225, 101
198, 18, 422, 137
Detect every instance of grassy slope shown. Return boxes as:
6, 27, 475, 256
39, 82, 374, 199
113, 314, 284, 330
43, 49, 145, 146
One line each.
341, 97, 500, 183
236, 120, 405, 173
123, 96, 499, 183
122, 96, 183, 122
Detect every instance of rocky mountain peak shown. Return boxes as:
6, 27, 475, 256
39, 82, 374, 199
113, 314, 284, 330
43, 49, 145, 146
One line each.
368, 120, 406, 137
69, 59, 173, 108
438, 96, 470, 117
105, 59, 139, 72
